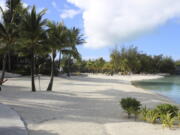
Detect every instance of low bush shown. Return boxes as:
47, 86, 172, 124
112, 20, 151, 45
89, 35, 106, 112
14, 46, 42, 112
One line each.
145, 109, 159, 124
178, 113, 180, 126
119, 99, 180, 128
139, 106, 148, 121
156, 104, 179, 118
120, 97, 141, 119
160, 113, 176, 128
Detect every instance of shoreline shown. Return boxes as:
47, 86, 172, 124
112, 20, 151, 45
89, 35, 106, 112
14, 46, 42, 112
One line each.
131, 75, 180, 106
87, 73, 175, 100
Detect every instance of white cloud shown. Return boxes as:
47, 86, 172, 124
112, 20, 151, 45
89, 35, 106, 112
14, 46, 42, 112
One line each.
67, 0, 180, 49
52, 1, 61, 12
22, 2, 28, 8
52, 1, 57, 8
0, 0, 6, 22
0, 0, 6, 10
60, 9, 80, 19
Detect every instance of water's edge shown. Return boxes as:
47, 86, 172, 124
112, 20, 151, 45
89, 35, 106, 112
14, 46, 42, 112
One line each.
131, 75, 180, 104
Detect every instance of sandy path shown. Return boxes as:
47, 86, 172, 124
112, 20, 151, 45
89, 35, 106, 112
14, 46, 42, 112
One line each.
0, 74, 179, 135
0, 103, 28, 135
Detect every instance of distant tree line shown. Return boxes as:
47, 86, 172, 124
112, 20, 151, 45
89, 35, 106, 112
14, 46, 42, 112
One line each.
66, 46, 177, 75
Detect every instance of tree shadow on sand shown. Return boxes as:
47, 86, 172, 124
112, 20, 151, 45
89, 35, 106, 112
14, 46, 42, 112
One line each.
0, 126, 58, 135
0, 85, 171, 124
0, 77, 176, 135
29, 129, 58, 135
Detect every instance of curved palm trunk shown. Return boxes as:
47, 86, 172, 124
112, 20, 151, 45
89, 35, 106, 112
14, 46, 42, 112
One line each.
0, 53, 7, 85
31, 49, 36, 92
47, 51, 55, 91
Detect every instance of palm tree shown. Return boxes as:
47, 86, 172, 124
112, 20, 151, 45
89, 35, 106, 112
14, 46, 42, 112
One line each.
46, 21, 66, 91
63, 27, 85, 76
5, 0, 28, 72
62, 46, 81, 76
20, 6, 47, 92
0, 0, 22, 85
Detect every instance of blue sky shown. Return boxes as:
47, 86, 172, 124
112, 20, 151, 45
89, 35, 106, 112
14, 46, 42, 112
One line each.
22, 0, 180, 61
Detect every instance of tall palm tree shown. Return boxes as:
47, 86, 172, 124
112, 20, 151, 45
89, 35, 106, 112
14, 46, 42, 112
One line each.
20, 6, 47, 92
46, 21, 66, 91
63, 27, 85, 77
0, 0, 26, 83
61, 46, 81, 76
5, 0, 27, 71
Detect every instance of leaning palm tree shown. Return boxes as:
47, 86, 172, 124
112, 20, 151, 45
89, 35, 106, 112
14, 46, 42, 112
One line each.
20, 6, 47, 92
46, 21, 66, 91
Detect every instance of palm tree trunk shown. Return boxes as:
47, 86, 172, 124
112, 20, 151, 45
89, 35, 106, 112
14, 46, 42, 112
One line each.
47, 51, 55, 91
31, 49, 36, 92
0, 53, 7, 85
58, 51, 61, 69
8, 51, 11, 72
67, 55, 70, 77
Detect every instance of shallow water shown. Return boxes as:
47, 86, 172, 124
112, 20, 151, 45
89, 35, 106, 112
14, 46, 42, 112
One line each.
133, 75, 180, 104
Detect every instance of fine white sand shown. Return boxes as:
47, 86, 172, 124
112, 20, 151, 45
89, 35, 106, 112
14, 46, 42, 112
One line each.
0, 74, 179, 135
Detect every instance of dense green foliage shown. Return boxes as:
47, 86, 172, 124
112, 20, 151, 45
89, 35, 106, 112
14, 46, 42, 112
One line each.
120, 98, 180, 128
110, 46, 176, 74
66, 46, 177, 75
144, 109, 159, 124
160, 113, 176, 128
142, 104, 179, 128
141, 107, 176, 127
0, 0, 26, 83
156, 104, 179, 117
120, 97, 141, 118
175, 61, 180, 66
0, 0, 84, 91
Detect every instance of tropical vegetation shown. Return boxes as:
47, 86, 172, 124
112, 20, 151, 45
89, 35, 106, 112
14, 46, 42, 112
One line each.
62, 46, 177, 75
120, 97, 141, 119
0, 0, 84, 91
120, 97, 180, 128
0, 0, 179, 92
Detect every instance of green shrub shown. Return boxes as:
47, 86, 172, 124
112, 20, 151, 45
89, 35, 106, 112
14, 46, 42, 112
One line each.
156, 104, 179, 118
145, 109, 159, 124
160, 113, 176, 128
120, 97, 141, 119
178, 112, 180, 127
139, 106, 148, 121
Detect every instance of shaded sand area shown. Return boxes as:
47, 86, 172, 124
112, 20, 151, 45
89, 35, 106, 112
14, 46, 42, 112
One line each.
0, 103, 28, 135
0, 74, 180, 135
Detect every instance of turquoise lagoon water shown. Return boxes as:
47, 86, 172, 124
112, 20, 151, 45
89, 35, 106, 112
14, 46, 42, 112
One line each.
133, 76, 180, 104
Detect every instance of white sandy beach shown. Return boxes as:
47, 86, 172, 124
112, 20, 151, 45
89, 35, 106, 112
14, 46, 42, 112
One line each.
0, 74, 180, 135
